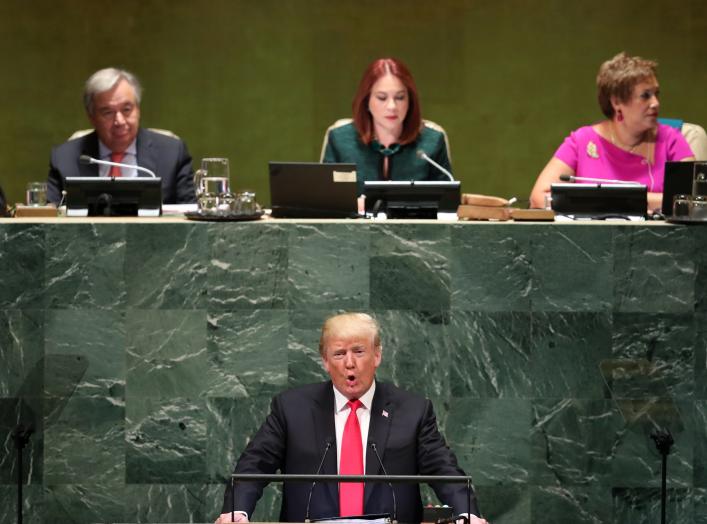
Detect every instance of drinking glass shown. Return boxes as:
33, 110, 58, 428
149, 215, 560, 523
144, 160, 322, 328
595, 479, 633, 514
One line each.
195, 157, 230, 210
693, 162, 707, 197
26, 182, 48, 206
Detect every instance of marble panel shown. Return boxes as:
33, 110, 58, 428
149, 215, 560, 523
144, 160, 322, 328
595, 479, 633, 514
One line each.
695, 228, 707, 312
125, 223, 208, 309
449, 311, 532, 399
611, 487, 692, 524
0, 485, 44, 524
44, 482, 125, 524
695, 488, 707, 524
205, 481, 282, 522
0, 309, 44, 397
450, 224, 533, 312
205, 310, 288, 399
0, 398, 43, 485
530, 313, 612, 399
124, 483, 209, 523
126, 397, 207, 483
204, 396, 274, 484
531, 399, 624, 487
614, 226, 695, 313
471, 486, 529, 524
369, 224, 451, 310
693, 401, 707, 488
610, 313, 695, 399
530, 485, 612, 524
287, 224, 370, 309
529, 224, 614, 312
694, 313, 707, 400
44, 309, 125, 400
43, 223, 127, 309
373, 310, 451, 403
0, 224, 45, 309
446, 398, 531, 486
207, 223, 289, 309
608, 399, 693, 488
126, 310, 207, 399
287, 309, 334, 389
43, 396, 124, 485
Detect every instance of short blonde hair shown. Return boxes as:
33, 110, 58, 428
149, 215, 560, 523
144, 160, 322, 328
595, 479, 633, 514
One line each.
596, 52, 658, 118
318, 313, 381, 357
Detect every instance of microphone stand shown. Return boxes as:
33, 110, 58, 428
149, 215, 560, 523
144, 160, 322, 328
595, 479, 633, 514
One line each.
12, 424, 33, 524
650, 429, 674, 524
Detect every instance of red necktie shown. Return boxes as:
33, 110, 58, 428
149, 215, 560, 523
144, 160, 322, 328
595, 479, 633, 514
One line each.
340, 399, 364, 516
109, 152, 125, 177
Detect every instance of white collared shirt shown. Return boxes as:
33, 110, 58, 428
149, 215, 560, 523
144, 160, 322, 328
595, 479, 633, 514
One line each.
333, 381, 376, 473
98, 139, 138, 177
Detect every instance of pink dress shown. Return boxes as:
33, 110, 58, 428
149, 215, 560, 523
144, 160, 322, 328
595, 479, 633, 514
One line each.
554, 123, 694, 192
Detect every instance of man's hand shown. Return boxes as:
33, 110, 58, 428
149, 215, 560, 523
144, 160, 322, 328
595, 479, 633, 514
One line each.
215, 512, 249, 523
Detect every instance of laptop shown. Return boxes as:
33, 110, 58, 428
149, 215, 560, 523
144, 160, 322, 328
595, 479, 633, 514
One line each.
268, 162, 359, 218
662, 161, 698, 216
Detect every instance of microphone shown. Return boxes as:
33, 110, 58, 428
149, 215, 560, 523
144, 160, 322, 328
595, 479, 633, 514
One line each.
370, 442, 397, 524
558, 174, 643, 186
304, 440, 333, 523
416, 150, 454, 181
79, 154, 157, 178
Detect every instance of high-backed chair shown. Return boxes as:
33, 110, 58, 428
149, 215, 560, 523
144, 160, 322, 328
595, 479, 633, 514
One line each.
68, 128, 179, 141
319, 119, 452, 162
658, 118, 707, 160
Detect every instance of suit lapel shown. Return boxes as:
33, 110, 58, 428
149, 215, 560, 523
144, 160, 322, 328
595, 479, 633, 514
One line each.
78, 133, 100, 177
312, 383, 338, 510
136, 128, 158, 177
364, 382, 393, 508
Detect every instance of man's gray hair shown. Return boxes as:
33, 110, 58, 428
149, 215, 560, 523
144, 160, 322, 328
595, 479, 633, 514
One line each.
83, 67, 142, 115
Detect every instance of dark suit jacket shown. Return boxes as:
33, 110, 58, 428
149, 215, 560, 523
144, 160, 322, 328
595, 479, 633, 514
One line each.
222, 380, 480, 522
47, 128, 196, 204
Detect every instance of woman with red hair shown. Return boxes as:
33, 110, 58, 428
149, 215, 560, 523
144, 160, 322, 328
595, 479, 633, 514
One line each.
321, 57, 451, 195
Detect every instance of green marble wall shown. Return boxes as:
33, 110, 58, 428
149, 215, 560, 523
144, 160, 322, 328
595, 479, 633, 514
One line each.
1, 220, 707, 524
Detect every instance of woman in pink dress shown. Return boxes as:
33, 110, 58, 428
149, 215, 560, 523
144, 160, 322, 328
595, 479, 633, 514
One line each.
529, 52, 695, 211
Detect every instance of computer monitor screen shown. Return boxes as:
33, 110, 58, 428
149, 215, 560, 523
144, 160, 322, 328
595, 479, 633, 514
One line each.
65, 177, 162, 217
363, 180, 461, 219
550, 183, 647, 218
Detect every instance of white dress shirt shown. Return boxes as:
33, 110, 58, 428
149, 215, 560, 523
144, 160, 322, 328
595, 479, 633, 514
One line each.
98, 139, 138, 177
332, 381, 376, 473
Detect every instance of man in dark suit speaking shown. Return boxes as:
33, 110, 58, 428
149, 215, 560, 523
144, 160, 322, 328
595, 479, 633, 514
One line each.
217, 313, 488, 524
47, 67, 196, 205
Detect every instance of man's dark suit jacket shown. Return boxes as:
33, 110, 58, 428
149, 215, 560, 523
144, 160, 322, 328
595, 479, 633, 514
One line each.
222, 380, 480, 523
47, 128, 196, 204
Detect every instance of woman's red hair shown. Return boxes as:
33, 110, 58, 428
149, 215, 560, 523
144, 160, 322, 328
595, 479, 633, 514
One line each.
352, 58, 422, 145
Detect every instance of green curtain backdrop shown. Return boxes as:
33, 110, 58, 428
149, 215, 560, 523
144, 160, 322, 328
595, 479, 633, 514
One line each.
1, 0, 705, 206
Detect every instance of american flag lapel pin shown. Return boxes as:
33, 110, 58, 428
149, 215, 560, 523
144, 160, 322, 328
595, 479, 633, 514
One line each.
382, 410, 389, 418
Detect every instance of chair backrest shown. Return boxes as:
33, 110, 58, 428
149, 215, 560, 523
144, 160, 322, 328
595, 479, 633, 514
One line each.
319, 118, 353, 162
682, 122, 707, 161
658, 118, 707, 161
319, 118, 452, 162
68, 127, 180, 141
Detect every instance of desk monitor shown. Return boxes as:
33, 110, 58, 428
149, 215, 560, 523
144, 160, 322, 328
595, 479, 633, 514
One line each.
65, 177, 162, 217
268, 162, 359, 218
364, 180, 461, 219
550, 183, 647, 218
662, 161, 697, 216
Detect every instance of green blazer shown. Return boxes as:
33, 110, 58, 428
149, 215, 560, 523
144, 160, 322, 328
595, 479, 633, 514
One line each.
321, 120, 452, 194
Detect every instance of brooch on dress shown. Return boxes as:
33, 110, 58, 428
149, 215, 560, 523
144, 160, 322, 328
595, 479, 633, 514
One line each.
586, 141, 599, 159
